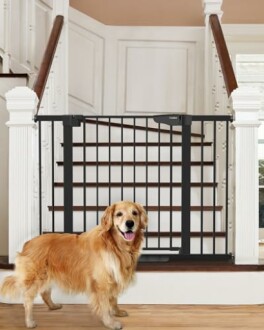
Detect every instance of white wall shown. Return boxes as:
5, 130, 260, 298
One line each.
69, 8, 205, 116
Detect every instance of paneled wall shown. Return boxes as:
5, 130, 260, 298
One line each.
8, 0, 53, 74
69, 8, 205, 116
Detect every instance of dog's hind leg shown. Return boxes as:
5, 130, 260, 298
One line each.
24, 287, 38, 328
41, 289, 62, 310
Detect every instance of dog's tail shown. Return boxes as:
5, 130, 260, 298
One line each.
0, 275, 21, 298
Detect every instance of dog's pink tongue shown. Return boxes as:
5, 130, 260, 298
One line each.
124, 232, 135, 241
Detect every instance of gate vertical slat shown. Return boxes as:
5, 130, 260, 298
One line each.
213, 121, 217, 254
38, 121, 42, 234
96, 119, 99, 225
158, 123, 161, 249
83, 119, 86, 232
200, 121, 204, 254
51, 121, 55, 232
108, 118, 111, 205
133, 118, 136, 203
145, 118, 149, 249
169, 125, 173, 249
121, 118, 124, 201
181, 116, 192, 255
62, 115, 82, 233
63, 118, 74, 233
225, 120, 229, 254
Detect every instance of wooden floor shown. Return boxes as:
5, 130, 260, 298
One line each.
1, 304, 264, 329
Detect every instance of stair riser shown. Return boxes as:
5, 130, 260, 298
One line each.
72, 145, 212, 162
143, 237, 226, 254
73, 124, 189, 144
53, 186, 218, 206
56, 166, 215, 182
43, 210, 222, 233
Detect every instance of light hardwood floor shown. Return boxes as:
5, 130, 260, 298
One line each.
1, 304, 264, 329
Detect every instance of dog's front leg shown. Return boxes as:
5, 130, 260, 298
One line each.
90, 292, 123, 330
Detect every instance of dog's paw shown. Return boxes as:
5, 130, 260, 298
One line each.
49, 303, 63, 310
115, 309, 128, 317
26, 320, 37, 328
103, 318, 123, 330
113, 320, 123, 330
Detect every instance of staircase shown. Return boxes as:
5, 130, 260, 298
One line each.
36, 115, 232, 260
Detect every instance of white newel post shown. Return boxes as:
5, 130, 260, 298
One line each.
6, 87, 39, 263
232, 87, 262, 264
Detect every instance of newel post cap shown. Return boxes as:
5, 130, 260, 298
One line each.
5, 87, 39, 126
203, 0, 223, 17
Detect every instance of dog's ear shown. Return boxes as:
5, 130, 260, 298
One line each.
136, 203, 148, 230
101, 204, 115, 231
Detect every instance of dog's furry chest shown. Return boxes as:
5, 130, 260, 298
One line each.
102, 251, 135, 288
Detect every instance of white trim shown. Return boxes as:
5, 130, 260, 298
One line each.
232, 87, 262, 265
5, 87, 39, 263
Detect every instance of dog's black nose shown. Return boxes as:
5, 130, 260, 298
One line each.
126, 220, 134, 229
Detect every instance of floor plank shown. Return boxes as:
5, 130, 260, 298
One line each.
1, 304, 264, 329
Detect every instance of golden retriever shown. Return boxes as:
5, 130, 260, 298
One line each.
0, 201, 148, 329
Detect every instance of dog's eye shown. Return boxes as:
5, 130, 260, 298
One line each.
132, 210, 138, 216
116, 212, 123, 217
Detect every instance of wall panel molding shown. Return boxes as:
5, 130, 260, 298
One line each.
69, 8, 105, 115
69, 8, 204, 116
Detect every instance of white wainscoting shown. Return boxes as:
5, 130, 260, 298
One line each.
8, 0, 52, 74
69, 8, 204, 116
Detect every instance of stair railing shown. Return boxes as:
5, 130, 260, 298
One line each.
204, 0, 262, 265
33, 15, 64, 114
209, 14, 238, 98
5, 8, 68, 263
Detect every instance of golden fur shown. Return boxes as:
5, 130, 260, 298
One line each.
0, 201, 148, 330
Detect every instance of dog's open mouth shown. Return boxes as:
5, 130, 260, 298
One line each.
118, 228, 135, 241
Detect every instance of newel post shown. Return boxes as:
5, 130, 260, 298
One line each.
6, 87, 39, 263
203, 0, 223, 115
232, 87, 262, 264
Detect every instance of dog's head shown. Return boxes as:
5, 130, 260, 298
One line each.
101, 201, 148, 242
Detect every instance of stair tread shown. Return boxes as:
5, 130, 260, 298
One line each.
48, 205, 223, 211
54, 182, 217, 187
0, 73, 29, 78
85, 118, 203, 138
41, 231, 226, 237
65, 142, 212, 147
57, 161, 214, 166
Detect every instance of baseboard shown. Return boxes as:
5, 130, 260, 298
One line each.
1, 269, 264, 305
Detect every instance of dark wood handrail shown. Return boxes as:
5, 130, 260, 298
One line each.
33, 15, 64, 113
209, 14, 238, 97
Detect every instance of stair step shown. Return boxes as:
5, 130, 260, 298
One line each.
146, 231, 225, 237
41, 231, 226, 237
85, 118, 203, 138
0, 73, 29, 79
48, 205, 222, 212
66, 142, 212, 147
54, 182, 217, 188
57, 161, 214, 167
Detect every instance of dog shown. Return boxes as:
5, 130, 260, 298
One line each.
0, 201, 148, 330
